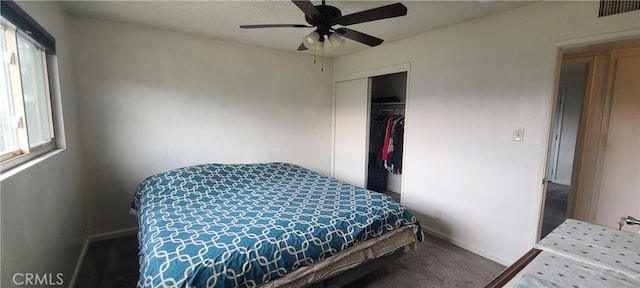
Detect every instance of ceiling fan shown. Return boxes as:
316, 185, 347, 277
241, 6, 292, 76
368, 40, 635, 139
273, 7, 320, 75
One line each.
240, 0, 407, 52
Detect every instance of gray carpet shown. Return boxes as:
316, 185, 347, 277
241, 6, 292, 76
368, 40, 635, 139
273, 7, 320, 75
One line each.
75, 232, 504, 288
75, 235, 139, 288
541, 183, 570, 238
345, 233, 505, 288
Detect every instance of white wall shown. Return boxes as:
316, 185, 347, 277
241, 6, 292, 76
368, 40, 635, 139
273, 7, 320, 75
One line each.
0, 1, 86, 286
70, 18, 334, 235
554, 64, 588, 185
334, 1, 640, 264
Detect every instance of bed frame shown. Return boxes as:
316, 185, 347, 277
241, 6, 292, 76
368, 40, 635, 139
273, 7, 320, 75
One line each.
307, 248, 406, 288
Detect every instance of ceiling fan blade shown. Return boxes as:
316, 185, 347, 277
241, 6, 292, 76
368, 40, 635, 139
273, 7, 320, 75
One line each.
335, 28, 383, 47
291, 0, 324, 23
334, 3, 407, 26
297, 43, 308, 51
240, 24, 313, 29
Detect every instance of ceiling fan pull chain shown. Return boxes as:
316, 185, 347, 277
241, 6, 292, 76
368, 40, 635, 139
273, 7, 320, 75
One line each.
321, 43, 324, 72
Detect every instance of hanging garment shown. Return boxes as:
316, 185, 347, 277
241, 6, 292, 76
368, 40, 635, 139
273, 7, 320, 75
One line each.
381, 115, 401, 163
385, 116, 404, 172
372, 115, 389, 168
370, 115, 386, 166
388, 118, 404, 174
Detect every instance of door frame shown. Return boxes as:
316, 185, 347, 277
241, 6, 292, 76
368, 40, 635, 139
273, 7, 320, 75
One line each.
332, 63, 411, 200
549, 88, 566, 183
539, 53, 605, 240
538, 34, 640, 240
556, 54, 606, 225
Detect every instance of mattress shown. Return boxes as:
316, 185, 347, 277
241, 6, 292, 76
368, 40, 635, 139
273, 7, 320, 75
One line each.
132, 162, 422, 288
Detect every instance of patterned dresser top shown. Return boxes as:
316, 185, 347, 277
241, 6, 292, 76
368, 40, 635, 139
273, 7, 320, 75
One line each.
536, 219, 639, 277
504, 219, 640, 287
511, 250, 640, 288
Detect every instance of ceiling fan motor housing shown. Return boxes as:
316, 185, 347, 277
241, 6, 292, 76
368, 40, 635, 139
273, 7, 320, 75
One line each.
306, 5, 342, 38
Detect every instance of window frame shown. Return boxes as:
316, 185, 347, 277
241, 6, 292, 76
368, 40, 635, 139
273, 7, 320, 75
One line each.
0, 1, 58, 172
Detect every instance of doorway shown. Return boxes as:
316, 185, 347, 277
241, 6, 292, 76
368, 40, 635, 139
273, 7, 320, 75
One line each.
541, 63, 588, 238
367, 72, 407, 202
540, 37, 640, 239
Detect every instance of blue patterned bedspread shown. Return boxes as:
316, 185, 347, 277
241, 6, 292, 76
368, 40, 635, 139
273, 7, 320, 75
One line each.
132, 162, 421, 288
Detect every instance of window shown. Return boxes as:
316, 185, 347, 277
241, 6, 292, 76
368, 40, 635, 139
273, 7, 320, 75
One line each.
1, 1, 58, 171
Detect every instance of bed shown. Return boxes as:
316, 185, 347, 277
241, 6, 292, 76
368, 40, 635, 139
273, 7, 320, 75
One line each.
131, 162, 422, 288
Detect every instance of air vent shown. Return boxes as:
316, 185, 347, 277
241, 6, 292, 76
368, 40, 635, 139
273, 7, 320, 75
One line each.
599, 0, 640, 17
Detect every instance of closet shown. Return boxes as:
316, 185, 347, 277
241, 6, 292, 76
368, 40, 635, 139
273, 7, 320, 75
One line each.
367, 72, 407, 197
333, 70, 408, 200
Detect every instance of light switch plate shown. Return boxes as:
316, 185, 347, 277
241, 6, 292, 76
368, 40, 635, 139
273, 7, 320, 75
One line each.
513, 127, 525, 142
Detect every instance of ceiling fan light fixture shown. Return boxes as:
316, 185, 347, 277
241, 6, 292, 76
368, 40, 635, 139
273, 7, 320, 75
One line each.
328, 33, 346, 47
302, 31, 321, 49
312, 41, 324, 55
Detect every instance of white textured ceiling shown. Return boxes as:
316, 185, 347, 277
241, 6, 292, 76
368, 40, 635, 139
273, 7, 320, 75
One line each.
61, 0, 533, 57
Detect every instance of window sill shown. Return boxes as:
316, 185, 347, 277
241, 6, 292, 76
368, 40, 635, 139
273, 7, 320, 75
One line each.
0, 148, 65, 181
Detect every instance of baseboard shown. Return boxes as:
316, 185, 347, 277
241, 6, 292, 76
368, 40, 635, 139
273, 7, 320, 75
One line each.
421, 225, 511, 266
67, 236, 90, 288
89, 227, 138, 243
67, 227, 138, 287
550, 179, 570, 186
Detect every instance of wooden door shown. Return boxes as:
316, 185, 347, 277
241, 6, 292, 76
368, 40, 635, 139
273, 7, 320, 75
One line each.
594, 48, 640, 231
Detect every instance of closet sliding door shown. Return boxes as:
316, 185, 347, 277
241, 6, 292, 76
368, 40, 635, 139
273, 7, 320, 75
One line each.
333, 78, 370, 187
